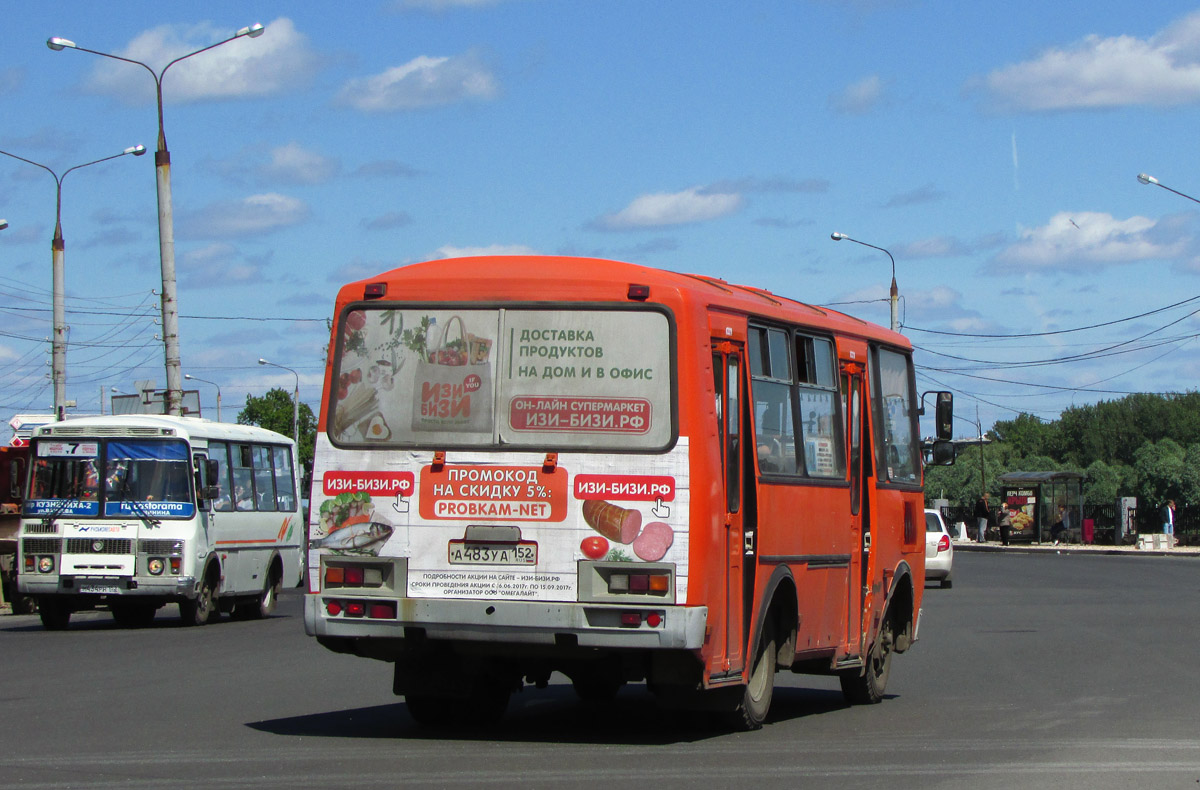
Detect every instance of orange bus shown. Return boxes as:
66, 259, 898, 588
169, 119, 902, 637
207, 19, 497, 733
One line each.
304, 255, 954, 729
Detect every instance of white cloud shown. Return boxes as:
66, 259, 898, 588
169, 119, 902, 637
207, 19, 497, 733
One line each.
432, 244, 538, 259
830, 75, 884, 115
179, 193, 311, 239
257, 142, 339, 185
981, 11, 1200, 111
994, 211, 1184, 271
593, 187, 743, 230
338, 54, 498, 112
83, 17, 319, 104
178, 242, 267, 287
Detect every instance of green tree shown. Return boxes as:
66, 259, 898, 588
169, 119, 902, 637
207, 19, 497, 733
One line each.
1131, 438, 1185, 507
238, 388, 317, 471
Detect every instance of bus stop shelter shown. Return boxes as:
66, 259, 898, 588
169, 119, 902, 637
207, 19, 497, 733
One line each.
997, 471, 1085, 544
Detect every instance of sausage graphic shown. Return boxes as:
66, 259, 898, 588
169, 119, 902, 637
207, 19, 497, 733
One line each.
633, 521, 674, 561
582, 499, 642, 544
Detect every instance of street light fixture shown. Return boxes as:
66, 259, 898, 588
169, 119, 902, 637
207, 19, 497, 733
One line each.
0, 144, 146, 419
184, 373, 222, 422
0, 219, 8, 230
830, 232, 899, 332
258, 358, 299, 443
49, 23, 266, 417
1136, 173, 1200, 206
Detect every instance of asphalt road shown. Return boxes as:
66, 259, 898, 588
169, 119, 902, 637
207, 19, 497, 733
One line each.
2, 552, 1199, 789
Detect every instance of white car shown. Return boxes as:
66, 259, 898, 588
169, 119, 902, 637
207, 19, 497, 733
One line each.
924, 509, 954, 588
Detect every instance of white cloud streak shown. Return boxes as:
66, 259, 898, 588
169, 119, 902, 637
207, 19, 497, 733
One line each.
982, 11, 1200, 111
994, 211, 1186, 271
593, 187, 743, 230
179, 193, 311, 239
338, 53, 498, 112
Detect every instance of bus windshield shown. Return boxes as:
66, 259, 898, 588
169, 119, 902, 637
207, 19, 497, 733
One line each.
329, 306, 675, 451
26, 438, 195, 519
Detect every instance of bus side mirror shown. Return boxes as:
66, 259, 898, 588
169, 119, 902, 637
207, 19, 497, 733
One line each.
199, 459, 221, 504
925, 440, 956, 466
921, 390, 954, 441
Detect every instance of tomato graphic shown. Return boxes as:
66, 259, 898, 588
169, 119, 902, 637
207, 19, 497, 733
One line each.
580, 535, 609, 560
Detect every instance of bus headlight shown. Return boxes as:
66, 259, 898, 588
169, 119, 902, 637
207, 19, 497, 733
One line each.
37, 556, 55, 574
148, 558, 165, 576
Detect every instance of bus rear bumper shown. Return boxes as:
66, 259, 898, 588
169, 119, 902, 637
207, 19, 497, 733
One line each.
304, 593, 708, 651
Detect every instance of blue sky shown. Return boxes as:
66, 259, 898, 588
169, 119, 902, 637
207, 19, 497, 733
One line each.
2, 0, 1200, 441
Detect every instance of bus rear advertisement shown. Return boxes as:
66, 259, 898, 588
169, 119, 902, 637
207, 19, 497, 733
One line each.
305, 255, 954, 730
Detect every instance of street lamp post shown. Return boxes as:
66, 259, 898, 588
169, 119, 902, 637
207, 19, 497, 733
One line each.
1136, 173, 1200, 205
830, 232, 899, 333
0, 145, 146, 419
49, 23, 266, 417
258, 358, 299, 443
184, 373, 222, 422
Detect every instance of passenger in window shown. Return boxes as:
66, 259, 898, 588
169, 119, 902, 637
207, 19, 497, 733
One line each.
236, 484, 255, 511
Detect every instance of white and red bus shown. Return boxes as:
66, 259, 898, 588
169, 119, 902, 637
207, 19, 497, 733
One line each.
305, 255, 954, 728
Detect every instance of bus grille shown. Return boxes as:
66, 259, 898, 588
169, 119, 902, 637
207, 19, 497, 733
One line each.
23, 538, 61, 554
140, 539, 183, 556
65, 538, 133, 555
24, 522, 59, 534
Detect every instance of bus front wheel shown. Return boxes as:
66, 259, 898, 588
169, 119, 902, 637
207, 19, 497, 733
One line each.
180, 574, 216, 626
840, 615, 894, 704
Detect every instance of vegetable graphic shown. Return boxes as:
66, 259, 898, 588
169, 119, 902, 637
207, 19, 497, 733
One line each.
580, 535, 609, 560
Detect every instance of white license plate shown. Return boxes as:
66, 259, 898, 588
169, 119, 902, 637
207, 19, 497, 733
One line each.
447, 541, 537, 566
79, 584, 121, 595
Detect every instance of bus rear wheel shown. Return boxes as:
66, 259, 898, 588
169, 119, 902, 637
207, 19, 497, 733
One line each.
727, 622, 776, 730
235, 567, 281, 620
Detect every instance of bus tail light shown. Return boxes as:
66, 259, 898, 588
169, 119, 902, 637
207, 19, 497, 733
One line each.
324, 599, 396, 619
364, 282, 387, 299
368, 602, 396, 619
324, 562, 385, 589
620, 612, 641, 627
607, 571, 670, 596
344, 566, 365, 586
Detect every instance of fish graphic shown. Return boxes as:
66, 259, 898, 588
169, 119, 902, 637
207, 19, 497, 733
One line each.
310, 521, 393, 555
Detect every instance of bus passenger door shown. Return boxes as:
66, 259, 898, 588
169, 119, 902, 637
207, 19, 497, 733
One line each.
841, 362, 868, 656
713, 342, 746, 676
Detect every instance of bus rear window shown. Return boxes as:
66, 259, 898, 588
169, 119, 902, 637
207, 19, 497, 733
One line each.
329, 307, 675, 451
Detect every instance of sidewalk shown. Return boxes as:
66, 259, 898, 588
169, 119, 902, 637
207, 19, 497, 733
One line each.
953, 538, 1200, 558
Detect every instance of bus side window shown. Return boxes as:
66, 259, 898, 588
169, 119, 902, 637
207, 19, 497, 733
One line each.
252, 445, 277, 512
232, 444, 255, 511
209, 441, 232, 511
272, 445, 296, 512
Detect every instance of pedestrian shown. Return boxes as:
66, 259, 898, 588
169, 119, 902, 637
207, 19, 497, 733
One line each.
997, 505, 1013, 546
1051, 504, 1068, 546
974, 492, 991, 543
1160, 499, 1176, 546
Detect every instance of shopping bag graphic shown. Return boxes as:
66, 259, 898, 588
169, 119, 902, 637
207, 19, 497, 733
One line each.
410, 315, 493, 433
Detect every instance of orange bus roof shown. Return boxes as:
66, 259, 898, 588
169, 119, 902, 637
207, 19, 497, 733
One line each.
343, 255, 906, 348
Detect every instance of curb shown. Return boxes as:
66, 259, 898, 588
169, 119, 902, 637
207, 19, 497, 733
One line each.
953, 542, 1199, 558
